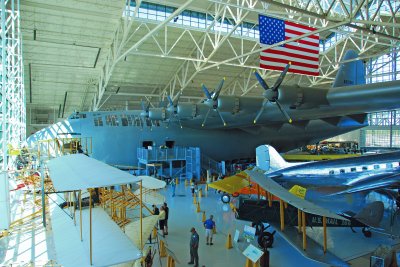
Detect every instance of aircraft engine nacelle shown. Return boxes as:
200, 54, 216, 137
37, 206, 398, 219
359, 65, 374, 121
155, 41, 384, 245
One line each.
177, 103, 196, 119
148, 108, 166, 120
216, 96, 240, 113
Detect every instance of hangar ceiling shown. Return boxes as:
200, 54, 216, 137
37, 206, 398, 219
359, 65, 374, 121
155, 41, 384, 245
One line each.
21, 0, 400, 130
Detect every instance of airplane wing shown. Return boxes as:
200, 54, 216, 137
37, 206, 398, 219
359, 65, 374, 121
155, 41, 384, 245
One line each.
137, 175, 167, 189
335, 171, 400, 195
126, 215, 159, 250
133, 188, 165, 205
245, 170, 347, 220
208, 171, 250, 194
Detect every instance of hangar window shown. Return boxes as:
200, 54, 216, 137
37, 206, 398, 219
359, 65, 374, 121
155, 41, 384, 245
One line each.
94, 116, 103, 126
127, 0, 260, 39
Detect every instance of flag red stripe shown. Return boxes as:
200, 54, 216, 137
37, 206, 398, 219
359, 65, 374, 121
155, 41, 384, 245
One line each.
285, 20, 317, 32
285, 28, 319, 40
262, 49, 319, 62
260, 63, 319, 76
260, 56, 319, 69
285, 36, 319, 48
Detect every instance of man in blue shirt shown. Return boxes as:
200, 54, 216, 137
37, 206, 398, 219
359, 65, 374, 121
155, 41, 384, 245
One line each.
188, 227, 199, 267
203, 215, 216, 245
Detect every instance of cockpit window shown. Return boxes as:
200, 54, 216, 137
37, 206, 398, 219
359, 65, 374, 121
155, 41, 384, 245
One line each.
329, 170, 334, 175
362, 166, 368, 171
340, 169, 345, 174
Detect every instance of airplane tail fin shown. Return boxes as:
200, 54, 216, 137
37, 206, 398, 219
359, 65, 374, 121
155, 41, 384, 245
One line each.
256, 145, 291, 172
332, 50, 366, 87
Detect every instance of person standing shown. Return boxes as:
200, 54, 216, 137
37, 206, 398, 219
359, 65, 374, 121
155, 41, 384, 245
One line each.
152, 204, 159, 215
159, 206, 166, 237
190, 180, 195, 197
203, 215, 216, 245
188, 227, 199, 267
163, 202, 169, 235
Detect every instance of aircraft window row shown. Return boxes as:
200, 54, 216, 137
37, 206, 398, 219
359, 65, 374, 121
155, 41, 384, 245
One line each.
93, 114, 145, 127
328, 162, 400, 175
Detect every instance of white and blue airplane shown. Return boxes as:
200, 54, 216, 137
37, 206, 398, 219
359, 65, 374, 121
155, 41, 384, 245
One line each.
27, 50, 400, 167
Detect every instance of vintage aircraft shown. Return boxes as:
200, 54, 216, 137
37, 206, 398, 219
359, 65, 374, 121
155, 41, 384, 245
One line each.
246, 145, 400, 236
27, 50, 400, 168
240, 145, 400, 266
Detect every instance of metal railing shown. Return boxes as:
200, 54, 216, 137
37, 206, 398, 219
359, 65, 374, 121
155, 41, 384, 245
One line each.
137, 146, 187, 162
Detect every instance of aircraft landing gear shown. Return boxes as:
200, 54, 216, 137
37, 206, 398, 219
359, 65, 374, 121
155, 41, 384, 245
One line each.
258, 231, 275, 248
362, 227, 372, 238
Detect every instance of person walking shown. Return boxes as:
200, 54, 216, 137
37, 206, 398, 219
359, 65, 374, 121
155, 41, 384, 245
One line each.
163, 202, 169, 235
203, 215, 216, 245
188, 227, 199, 267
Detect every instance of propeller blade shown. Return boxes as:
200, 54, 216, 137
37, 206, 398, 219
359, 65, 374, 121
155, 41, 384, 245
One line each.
167, 95, 174, 107
271, 63, 291, 92
275, 100, 292, 124
216, 109, 227, 127
212, 77, 225, 101
254, 71, 269, 90
254, 99, 267, 124
201, 107, 212, 127
202, 84, 212, 99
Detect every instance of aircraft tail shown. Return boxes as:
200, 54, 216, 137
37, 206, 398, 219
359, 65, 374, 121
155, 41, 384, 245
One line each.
256, 145, 291, 172
332, 50, 366, 87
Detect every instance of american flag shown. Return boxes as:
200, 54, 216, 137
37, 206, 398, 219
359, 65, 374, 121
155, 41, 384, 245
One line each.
259, 15, 319, 76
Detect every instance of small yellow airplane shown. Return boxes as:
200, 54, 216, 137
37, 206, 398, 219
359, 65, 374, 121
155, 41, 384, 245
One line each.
208, 171, 268, 203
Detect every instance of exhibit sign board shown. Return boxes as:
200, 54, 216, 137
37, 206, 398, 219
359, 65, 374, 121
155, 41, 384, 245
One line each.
243, 225, 256, 241
243, 244, 264, 263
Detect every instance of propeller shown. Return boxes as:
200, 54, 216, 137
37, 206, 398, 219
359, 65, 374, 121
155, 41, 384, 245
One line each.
253, 63, 292, 124
201, 78, 227, 127
166, 91, 182, 129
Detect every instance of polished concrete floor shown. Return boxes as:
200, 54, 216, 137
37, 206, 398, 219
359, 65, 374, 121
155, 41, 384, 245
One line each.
1, 180, 399, 267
